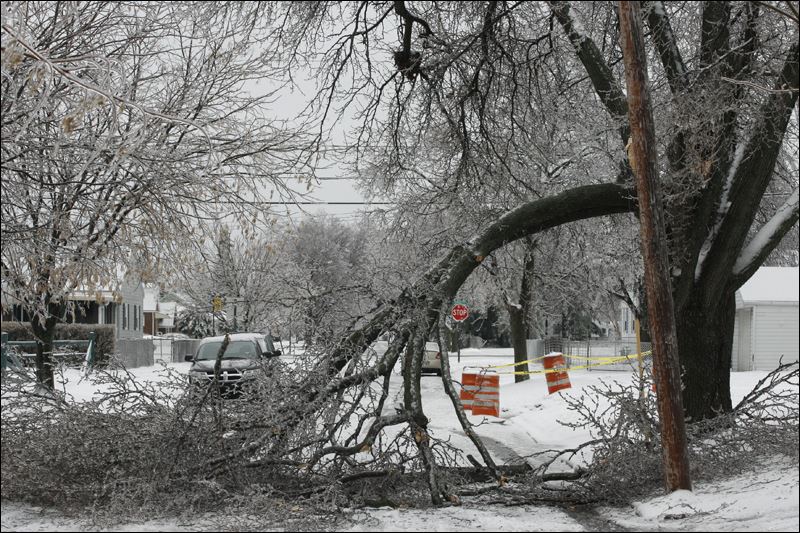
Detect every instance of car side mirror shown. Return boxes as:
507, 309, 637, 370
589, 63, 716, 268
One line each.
184, 355, 194, 362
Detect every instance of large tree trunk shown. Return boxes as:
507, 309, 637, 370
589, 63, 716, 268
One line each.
552, 0, 797, 428
506, 301, 529, 383
30, 311, 58, 390
521, 238, 537, 338
676, 290, 735, 421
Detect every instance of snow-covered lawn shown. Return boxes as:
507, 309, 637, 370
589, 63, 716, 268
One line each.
2, 348, 797, 531
344, 458, 799, 531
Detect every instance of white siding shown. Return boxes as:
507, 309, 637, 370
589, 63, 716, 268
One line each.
752, 304, 799, 370
117, 280, 145, 340
734, 308, 753, 371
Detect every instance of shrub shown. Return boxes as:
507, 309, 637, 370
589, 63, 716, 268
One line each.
0, 322, 115, 364
536, 362, 800, 504
0, 363, 347, 527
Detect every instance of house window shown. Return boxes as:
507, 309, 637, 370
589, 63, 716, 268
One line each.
134, 305, 138, 330
105, 304, 114, 325
122, 304, 127, 330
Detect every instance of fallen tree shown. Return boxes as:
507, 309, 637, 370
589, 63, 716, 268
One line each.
220, 183, 639, 503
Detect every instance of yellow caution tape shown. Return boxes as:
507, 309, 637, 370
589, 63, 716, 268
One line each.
484, 354, 551, 368
565, 351, 653, 362
496, 362, 631, 375
481, 351, 653, 375
462, 351, 653, 370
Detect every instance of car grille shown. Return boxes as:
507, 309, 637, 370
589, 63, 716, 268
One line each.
199, 369, 244, 382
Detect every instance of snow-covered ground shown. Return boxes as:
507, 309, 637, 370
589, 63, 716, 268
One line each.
2, 347, 798, 532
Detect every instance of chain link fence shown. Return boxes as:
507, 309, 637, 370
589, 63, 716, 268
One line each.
537, 337, 652, 371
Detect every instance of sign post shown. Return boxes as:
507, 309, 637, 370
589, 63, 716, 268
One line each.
458, 323, 461, 363
212, 295, 224, 335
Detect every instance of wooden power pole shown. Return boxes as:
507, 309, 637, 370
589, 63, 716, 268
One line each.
619, 1, 692, 491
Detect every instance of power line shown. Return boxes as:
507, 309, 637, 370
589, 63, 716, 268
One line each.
212, 200, 395, 205
264, 201, 393, 205
222, 174, 431, 181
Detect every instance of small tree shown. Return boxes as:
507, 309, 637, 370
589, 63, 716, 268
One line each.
175, 306, 226, 339
284, 216, 377, 344
177, 225, 284, 335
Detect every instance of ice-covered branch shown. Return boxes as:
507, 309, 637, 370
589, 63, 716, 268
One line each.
1, 23, 217, 175
644, 1, 687, 94
732, 188, 799, 282
548, 1, 630, 143
696, 42, 799, 301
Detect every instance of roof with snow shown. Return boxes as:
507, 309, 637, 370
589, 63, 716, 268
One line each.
737, 267, 799, 304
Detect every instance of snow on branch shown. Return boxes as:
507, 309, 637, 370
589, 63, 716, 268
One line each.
1, 23, 217, 175
548, 1, 629, 135
732, 187, 799, 278
694, 142, 747, 282
644, 1, 688, 94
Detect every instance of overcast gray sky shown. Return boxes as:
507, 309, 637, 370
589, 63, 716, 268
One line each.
248, 70, 387, 223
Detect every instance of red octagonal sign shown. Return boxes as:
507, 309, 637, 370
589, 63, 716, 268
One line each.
451, 303, 469, 322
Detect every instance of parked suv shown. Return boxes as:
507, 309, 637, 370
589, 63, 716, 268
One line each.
186, 333, 281, 396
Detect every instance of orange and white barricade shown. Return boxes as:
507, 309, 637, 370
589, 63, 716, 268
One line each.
543, 353, 571, 394
460, 372, 500, 417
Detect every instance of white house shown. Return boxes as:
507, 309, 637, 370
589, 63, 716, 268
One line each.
68, 277, 145, 340
154, 292, 188, 334
601, 300, 638, 341
731, 267, 799, 371
142, 285, 175, 336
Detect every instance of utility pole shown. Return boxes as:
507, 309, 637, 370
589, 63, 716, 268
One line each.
619, 1, 692, 492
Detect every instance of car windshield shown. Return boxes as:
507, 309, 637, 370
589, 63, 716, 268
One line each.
195, 340, 259, 360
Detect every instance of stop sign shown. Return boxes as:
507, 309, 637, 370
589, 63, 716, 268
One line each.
451, 303, 469, 322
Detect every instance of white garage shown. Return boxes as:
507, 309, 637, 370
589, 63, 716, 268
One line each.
732, 267, 799, 371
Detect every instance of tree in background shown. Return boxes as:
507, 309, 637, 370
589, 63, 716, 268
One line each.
174, 305, 225, 339
0, 2, 303, 387
177, 225, 284, 335
283, 215, 379, 344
